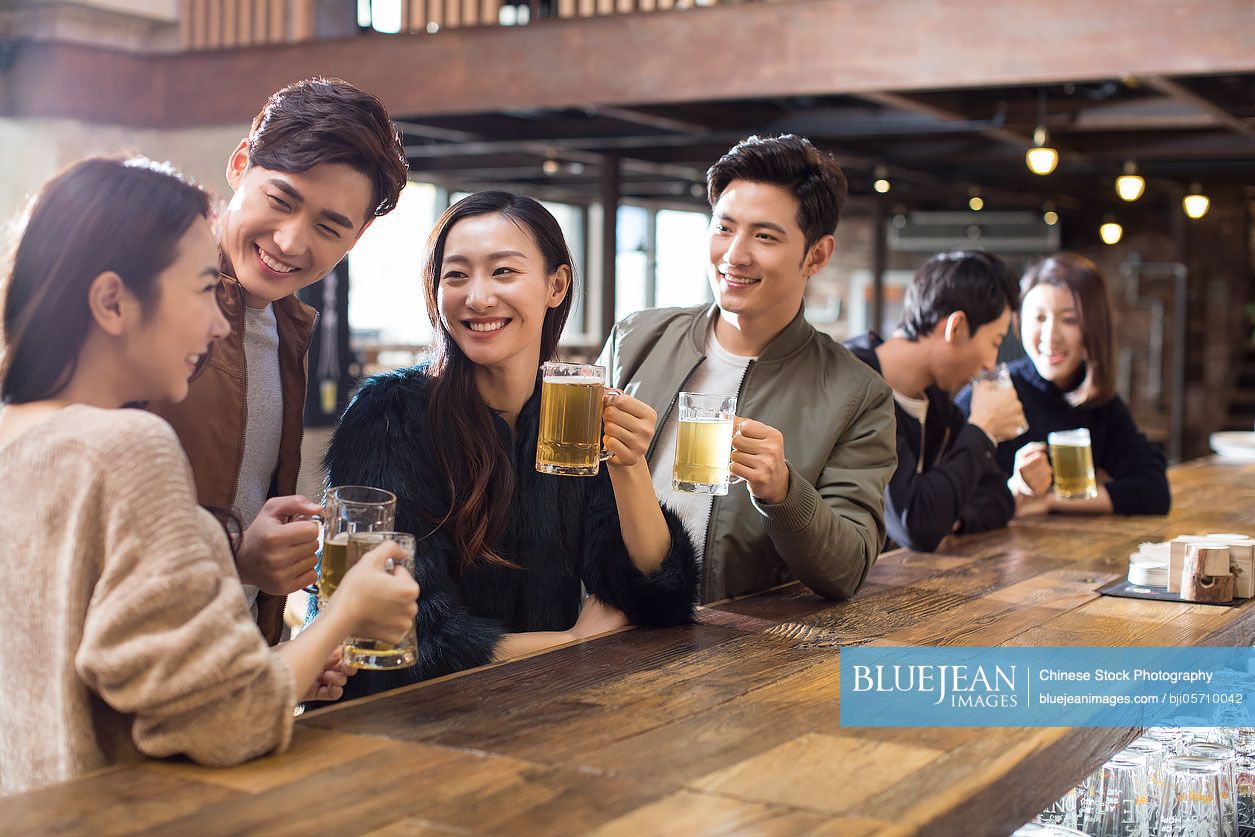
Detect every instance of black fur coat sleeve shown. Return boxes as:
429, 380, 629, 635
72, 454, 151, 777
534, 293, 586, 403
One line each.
323, 369, 501, 698
579, 474, 699, 628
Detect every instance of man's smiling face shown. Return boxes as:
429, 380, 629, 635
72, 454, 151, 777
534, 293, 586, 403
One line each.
218, 141, 375, 307
707, 179, 820, 322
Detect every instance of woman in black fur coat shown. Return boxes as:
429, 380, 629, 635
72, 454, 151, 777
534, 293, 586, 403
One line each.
326, 191, 698, 699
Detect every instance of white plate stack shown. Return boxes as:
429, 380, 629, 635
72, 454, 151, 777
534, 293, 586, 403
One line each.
1209, 431, 1255, 462
1128, 541, 1170, 588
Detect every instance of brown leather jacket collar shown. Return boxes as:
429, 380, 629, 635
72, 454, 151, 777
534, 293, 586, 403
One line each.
148, 275, 316, 643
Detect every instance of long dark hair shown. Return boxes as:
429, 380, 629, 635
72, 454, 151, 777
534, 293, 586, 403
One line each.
422, 191, 575, 573
2, 156, 213, 404
1020, 252, 1116, 407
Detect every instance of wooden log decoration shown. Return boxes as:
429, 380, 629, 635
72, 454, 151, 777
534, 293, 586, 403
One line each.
1182, 546, 1234, 602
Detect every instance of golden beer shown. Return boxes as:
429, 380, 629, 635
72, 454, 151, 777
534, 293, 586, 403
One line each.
672, 392, 742, 495
674, 417, 736, 493
317, 531, 349, 606
315, 486, 396, 611
536, 375, 605, 476
1049, 428, 1098, 500
343, 532, 418, 671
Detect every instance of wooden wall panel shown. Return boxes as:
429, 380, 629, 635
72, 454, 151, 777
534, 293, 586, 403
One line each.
410, 0, 429, 32
269, 0, 287, 44
223, 0, 237, 47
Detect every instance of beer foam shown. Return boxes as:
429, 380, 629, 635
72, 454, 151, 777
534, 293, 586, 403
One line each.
543, 376, 604, 385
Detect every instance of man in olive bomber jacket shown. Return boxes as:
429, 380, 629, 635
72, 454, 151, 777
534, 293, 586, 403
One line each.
599, 135, 897, 604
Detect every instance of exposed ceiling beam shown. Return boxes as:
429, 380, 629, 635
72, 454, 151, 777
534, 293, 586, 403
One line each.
858, 90, 1034, 148
585, 105, 710, 134
392, 119, 478, 142
1143, 75, 1255, 141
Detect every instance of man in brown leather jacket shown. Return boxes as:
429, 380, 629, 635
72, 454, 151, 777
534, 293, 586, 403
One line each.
600, 135, 896, 604
150, 79, 409, 643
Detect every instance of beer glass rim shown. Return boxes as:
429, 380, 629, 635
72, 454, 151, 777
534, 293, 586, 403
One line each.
972, 362, 1011, 382
1164, 754, 1225, 775
1047, 428, 1091, 445
326, 485, 398, 508
542, 360, 606, 373
1182, 742, 1236, 760
678, 391, 738, 409
346, 530, 415, 546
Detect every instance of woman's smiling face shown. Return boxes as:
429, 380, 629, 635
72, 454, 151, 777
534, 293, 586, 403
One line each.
1021, 282, 1086, 386
436, 212, 569, 372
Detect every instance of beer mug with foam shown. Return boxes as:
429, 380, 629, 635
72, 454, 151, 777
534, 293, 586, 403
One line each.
672, 392, 745, 496
536, 362, 613, 477
1047, 428, 1098, 500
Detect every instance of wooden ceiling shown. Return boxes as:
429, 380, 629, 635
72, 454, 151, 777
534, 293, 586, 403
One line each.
394, 74, 1255, 212
4, 0, 1251, 213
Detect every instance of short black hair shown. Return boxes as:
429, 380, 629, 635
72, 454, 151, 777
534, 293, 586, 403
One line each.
900, 250, 1018, 340
706, 134, 848, 249
247, 78, 409, 217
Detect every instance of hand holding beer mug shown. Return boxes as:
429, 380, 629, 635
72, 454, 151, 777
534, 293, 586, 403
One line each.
1011, 441, 1053, 498
968, 364, 1029, 442
536, 361, 615, 477
314, 485, 397, 607
1048, 428, 1099, 500
731, 416, 790, 504
341, 532, 420, 670
672, 392, 745, 496
601, 390, 658, 468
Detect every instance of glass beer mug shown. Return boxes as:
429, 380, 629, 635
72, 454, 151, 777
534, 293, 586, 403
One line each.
342, 531, 418, 671
1047, 428, 1098, 501
315, 485, 397, 607
672, 392, 745, 496
535, 361, 614, 477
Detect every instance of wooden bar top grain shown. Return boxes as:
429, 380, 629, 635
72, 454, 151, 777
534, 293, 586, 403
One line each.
4, 459, 1253, 836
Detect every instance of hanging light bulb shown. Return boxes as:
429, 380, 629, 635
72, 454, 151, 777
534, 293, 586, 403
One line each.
1099, 218, 1123, 245
1043, 210, 1059, 226
873, 165, 890, 194
1026, 127, 1059, 176
1115, 161, 1145, 202
968, 186, 984, 211
1183, 182, 1210, 219
541, 158, 560, 176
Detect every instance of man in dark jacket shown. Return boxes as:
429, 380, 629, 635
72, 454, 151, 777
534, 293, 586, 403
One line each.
844, 250, 1025, 552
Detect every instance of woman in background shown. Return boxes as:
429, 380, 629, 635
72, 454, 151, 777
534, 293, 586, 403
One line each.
957, 252, 1170, 516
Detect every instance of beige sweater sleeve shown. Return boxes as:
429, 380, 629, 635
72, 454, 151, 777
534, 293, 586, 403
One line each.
72, 411, 296, 767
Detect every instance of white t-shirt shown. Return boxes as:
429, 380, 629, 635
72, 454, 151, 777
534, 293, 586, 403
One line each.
650, 325, 755, 567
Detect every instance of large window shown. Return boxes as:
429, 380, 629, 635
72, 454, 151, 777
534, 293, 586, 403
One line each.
347, 181, 438, 346
655, 208, 712, 309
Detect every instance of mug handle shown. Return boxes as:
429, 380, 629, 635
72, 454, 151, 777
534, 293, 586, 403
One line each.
727, 416, 748, 484
292, 512, 324, 596
599, 388, 622, 463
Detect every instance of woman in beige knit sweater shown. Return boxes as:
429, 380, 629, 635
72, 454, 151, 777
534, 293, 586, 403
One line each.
0, 157, 420, 797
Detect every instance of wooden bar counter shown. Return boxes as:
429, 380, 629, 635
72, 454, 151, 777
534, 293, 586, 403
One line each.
4, 459, 1254, 835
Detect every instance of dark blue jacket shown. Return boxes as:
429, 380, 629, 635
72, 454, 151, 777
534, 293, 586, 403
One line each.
324, 366, 699, 699
955, 356, 1170, 515
844, 333, 1014, 552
